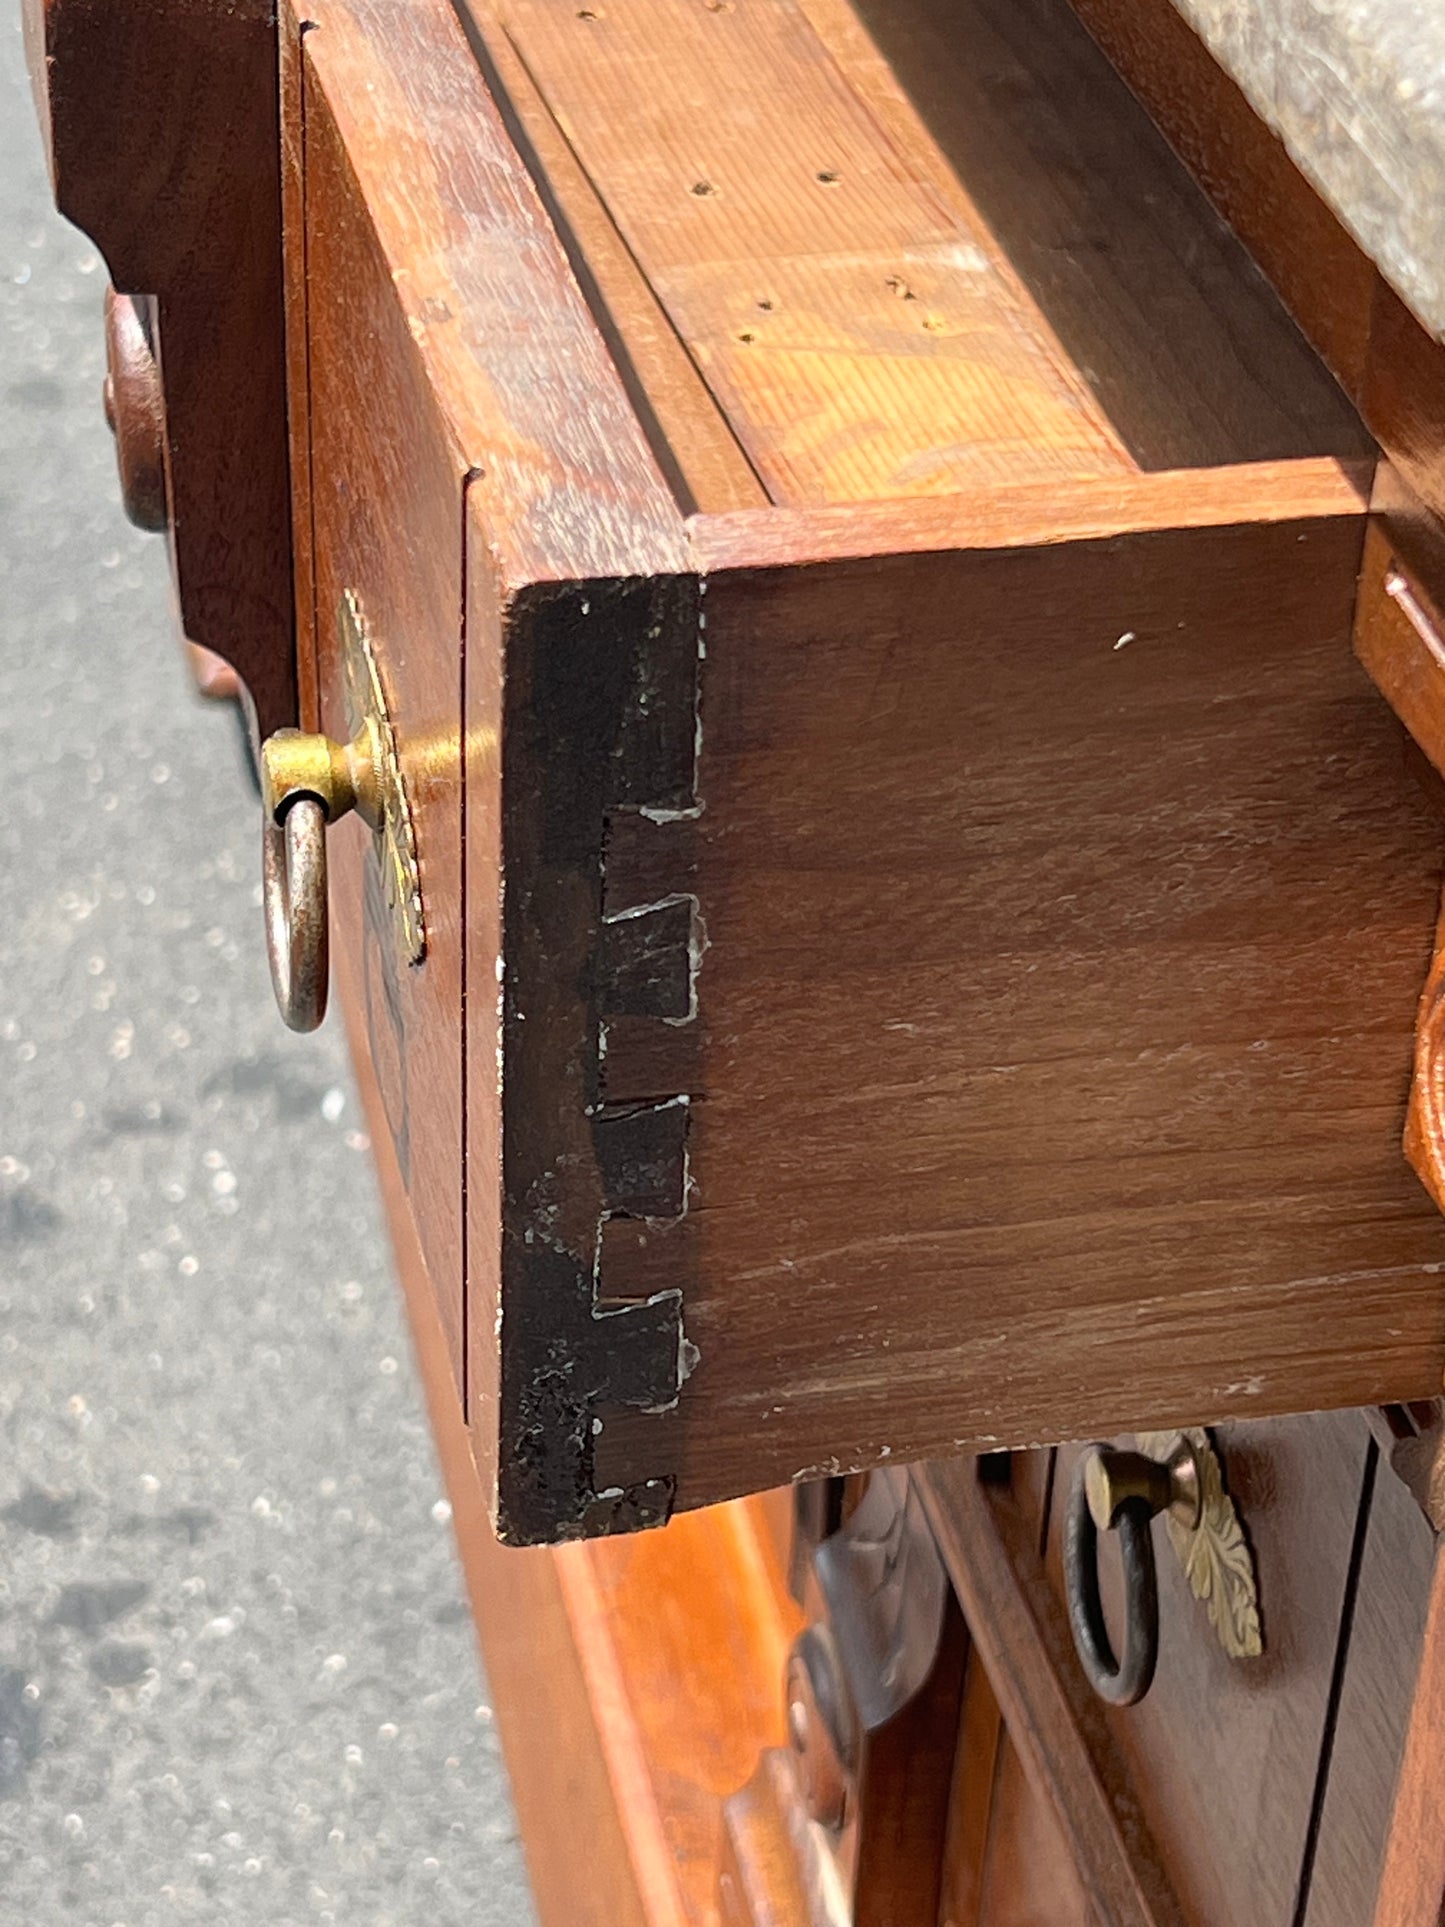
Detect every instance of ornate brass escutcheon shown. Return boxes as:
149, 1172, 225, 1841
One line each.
259, 591, 425, 1031
1135, 1427, 1262, 1662
1065, 1429, 1261, 1706
337, 589, 426, 969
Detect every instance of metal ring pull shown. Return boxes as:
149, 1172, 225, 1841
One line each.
259, 722, 380, 1034
262, 793, 330, 1032
1063, 1439, 1202, 1707
256, 595, 427, 1035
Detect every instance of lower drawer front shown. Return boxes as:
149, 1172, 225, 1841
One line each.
936, 1420, 1440, 1927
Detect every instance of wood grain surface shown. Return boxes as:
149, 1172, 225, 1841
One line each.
688, 458, 1369, 572
291, 0, 1445, 1548
939, 1653, 1010, 1927
1305, 1440, 1438, 1927
1365, 283, 1445, 538
293, 0, 705, 1535
489, 0, 1130, 503
966, 1727, 1092, 1927
300, 25, 472, 1388
918, 1459, 1182, 1927
832, 0, 1368, 472
456, 0, 1369, 504
596, 501, 1445, 1513
280, 9, 320, 730
1066, 0, 1380, 401
450, 0, 770, 516
1354, 524, 1445, 790
299, 0, 685, 593
1067, 0, 1445, 537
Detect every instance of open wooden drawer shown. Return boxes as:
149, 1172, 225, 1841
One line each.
280, 0, 1445, 1545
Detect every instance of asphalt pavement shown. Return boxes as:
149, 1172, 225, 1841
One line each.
0, 18, 537, 1924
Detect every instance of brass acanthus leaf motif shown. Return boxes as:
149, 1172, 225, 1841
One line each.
340, 591, 426, 966
1136, 1428, 1263, 1661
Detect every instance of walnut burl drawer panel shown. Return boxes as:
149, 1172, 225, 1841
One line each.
289, 0, 1445, 1544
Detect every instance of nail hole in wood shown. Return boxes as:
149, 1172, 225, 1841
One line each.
816, 169, 840, 185
691, 180, 716, 197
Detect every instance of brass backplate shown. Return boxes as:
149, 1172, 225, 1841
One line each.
339, 590, 426, 966
1136, 1428, 1262, 1660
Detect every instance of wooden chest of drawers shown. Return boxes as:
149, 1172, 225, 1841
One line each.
37, 0, 1445, 1547
271, 0, 1445, 1545
26, 0, 1445, 1915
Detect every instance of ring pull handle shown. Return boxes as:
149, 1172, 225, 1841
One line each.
259, 724, 382, 1033
263, 794, 330, 1031
1063, 1438, 1202, 1707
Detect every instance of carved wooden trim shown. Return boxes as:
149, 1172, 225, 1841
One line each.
1405, 886, 1445, 1223
1372, 1542, 1445, 1927
24, 0, 296, 730
720, 1750, 848, 1927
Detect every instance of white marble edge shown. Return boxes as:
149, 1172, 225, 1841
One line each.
1170, 0, 1445, 341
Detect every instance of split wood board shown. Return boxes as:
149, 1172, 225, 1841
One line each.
470, 0, 1365, 509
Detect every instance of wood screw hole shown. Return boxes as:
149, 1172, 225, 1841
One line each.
691, 180, 716, 197
815, 170, 840, 185
738, 331, 756, 344
757, 298, 774, 311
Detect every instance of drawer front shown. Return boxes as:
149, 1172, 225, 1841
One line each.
296, 19, 472, 1387
1043, 1415, 1374, 1927
294, 0, 696, 1529
925, 1428, 1441, 1927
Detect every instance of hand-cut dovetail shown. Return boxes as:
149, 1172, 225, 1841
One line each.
594, 1097, 689, 1220
595, 895, 698, 1020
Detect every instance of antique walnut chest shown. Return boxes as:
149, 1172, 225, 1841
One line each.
26, 0, 1445, 1917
